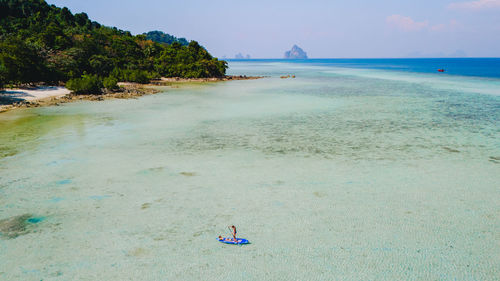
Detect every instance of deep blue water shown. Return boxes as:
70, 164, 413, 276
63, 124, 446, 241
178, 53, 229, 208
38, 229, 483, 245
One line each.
228, 58, 500, 79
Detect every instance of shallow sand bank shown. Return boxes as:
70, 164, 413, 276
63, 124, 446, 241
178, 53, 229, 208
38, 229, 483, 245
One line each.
0, 60, 498, 280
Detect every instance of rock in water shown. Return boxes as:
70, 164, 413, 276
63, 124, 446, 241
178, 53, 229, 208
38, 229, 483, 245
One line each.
284, 45, 308, 59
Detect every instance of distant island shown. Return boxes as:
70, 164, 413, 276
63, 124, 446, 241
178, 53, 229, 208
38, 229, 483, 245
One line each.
235, 53, 251, 59
284, 45, 308, 59
0, 0, 228, 94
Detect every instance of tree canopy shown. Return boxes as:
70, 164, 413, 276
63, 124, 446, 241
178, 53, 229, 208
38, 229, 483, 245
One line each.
144, 31, 189, 46
0, 0, 227, 93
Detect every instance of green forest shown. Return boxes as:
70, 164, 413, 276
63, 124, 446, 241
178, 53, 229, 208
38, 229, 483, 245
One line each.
144, 31, 189, 46
0, 0, 227, 93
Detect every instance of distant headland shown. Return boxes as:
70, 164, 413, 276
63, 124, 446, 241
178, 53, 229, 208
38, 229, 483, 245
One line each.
284, 45, 308, 59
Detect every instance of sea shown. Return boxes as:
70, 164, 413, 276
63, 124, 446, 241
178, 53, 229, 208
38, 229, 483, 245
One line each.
0, 59, 499, 280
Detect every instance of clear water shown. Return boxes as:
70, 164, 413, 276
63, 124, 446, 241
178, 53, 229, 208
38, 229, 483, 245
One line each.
229, 58, 500, 78
0, 60, 499, 280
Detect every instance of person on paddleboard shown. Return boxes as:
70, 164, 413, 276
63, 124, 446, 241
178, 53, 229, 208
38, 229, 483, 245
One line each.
230, 225, 237, 241
218, 226, 249, 244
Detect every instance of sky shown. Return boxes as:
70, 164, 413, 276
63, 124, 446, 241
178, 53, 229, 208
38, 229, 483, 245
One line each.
47, 0, 500, 58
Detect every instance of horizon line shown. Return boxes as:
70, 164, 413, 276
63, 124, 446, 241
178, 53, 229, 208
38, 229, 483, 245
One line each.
225, 57, 500, 60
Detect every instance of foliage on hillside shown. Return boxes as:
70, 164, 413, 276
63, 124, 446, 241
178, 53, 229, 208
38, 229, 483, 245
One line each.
0, 0, 227, 93
144, 31, 189, 46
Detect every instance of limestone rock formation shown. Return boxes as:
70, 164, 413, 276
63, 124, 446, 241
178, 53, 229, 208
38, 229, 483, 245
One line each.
284, 45, 308, 59
235, 53, 251, 59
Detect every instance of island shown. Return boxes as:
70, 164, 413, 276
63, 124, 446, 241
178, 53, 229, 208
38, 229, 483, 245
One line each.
0, 0, 227, 91
0, 0, 261, 112
284, 45, 308, 59
235, 53, 251, 59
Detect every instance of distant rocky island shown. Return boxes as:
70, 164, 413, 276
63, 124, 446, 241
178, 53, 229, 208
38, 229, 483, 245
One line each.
235, 53, 251, 59
284, 45, 308, 59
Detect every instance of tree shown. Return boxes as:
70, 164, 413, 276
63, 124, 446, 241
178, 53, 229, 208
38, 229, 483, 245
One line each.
103, 76, 118, 90
74, 12, 89, 26
144, 30, 189, 46
89, 55, 114, 76
66, 74, 103, 94
0, 37, 46, 85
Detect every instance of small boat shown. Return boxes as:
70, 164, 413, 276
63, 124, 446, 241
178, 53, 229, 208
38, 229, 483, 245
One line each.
438, 69, 445, 72
217, 237, 250, 245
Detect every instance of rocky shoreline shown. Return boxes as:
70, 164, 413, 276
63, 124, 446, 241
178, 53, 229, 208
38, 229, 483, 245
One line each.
150, 75, 263, 84
0, 75, 263, 113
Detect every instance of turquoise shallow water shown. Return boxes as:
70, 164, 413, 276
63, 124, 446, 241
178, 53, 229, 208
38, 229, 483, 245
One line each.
0, 61, 499, 280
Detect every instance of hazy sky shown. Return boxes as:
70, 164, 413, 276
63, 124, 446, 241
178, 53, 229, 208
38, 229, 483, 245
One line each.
47, 0, 500, 58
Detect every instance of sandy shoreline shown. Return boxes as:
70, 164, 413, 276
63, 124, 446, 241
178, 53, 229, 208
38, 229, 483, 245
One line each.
0, 86, 71, 112
0, 86, 70, 101
0, 75, 263, 113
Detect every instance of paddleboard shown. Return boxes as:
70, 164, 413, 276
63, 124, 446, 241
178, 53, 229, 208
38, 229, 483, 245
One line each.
217, 237, 249, 245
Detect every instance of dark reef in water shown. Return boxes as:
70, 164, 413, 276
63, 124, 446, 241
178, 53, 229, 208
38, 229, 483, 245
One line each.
0, 214, 45, 239
442, 146, 460, 153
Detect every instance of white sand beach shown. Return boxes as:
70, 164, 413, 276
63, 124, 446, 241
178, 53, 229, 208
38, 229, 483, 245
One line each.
0, 86, 70, 112
0, 86, 70, 102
